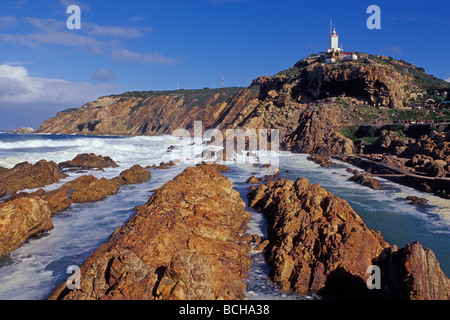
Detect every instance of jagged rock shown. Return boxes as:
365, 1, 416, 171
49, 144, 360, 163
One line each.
248, 177, 388, 297
0, 160, 66, 198
405, 196, 428, 206
285, 104, 355, 155
111, 165, 152, 186
349, 173, 381, 190
307, 154, 337, 167
246, 176, 259, 184
57, 175, 119, 203
49, 164, 252, 300
373, 242, 450, 300
58, 153, 119, 172
0, 196, 53, 256
247, 177, 449, 299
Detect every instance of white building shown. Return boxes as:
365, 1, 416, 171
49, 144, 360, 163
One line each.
330, 29, 340, 52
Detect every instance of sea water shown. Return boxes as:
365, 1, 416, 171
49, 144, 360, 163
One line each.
0, 133, 448, 300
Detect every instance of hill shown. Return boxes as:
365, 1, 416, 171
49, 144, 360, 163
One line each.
37, 53, 450, 155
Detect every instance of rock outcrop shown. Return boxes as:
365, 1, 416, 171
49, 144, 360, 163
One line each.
374, 242, 450, 300
0, 196, 53, 256
0, 164, 153, 256
248, 177, 388, 297
349, 173, 381, 190
111, 165, 152, 186
58, 153, 119, 172
49, 164, 252, 300
0, 160, 66, 198
55, 175, 120, 204
248, 177, 450, 299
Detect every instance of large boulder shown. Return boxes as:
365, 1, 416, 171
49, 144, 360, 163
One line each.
58, 153, 119, 172
49, 164, 252, 300
0, 196, 53, 256
111, 165, 152, 186
57, 175, 119, 203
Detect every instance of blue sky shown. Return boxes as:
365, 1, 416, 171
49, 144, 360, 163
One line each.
0, 0, 449, 130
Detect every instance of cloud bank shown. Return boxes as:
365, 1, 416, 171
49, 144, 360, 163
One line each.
0, 64, 122, 109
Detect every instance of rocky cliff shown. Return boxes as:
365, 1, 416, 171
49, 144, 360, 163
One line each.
36, 54, 448, 156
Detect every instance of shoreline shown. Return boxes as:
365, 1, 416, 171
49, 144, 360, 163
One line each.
334, 154, 450, 200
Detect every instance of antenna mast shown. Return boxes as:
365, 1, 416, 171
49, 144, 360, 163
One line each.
222, 74, 225, 88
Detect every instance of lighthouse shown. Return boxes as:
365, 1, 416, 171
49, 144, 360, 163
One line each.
330, 28, 339, 51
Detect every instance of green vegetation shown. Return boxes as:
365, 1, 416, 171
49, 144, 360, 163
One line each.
120, 87, 245, 114
58, 107, 79, 113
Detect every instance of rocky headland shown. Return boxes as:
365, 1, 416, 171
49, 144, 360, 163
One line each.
32, 53, 450, 198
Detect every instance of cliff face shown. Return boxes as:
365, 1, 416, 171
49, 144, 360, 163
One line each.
37, 54, 447, 155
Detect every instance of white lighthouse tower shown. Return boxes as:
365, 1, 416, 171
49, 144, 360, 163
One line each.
330, 28, 339, 51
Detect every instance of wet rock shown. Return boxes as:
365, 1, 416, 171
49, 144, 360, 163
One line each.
349, 173, 381, 190
49, 164, 252, 300
248, 177, 388, 297
58, 153, 119, 172
248, 177, 449, 300
112, 165, 152, 186
405, 196, 428, 206
246, 176, 259, 184
0, 196, 53, 256
0, 160, 66, 198
307, 154, 337, 167
57, 175, 119, 203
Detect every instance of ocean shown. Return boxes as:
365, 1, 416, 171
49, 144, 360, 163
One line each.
0, 133, 449, 300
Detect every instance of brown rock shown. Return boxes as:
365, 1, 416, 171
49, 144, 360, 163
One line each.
349, 173, 381, 190
405, 196, 428, 206
248, 176, 449, 300
112, 165, 152, 186
57, 175, 119, 203
307, 154, 337, 167
255, 240, 270, 252
58, 153, 119, 172
0, 196, 53, 256
246, 176, 259, 184
373, 242, 450, 300
0, 160, 66, 198
49, 164, 252, 300
248, 177, 388, 297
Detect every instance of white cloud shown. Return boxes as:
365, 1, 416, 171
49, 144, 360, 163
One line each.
111, 49, 181, 65
0, 64, 122, 109
446, 77, 450, 83
0, 17, 177, 65
91, 68, 117, 82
